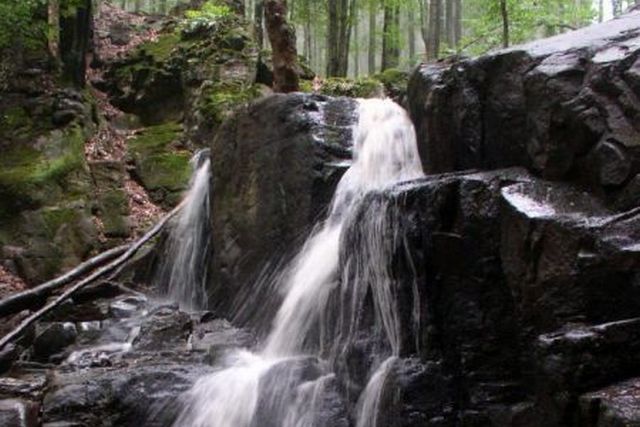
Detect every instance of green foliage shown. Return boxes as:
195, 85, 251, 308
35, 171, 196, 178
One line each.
462, 0, 596, 55
0, 0, 48, 51
183, 0, 233, 33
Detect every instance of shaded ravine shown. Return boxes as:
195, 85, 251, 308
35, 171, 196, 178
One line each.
173, 98, 424, 427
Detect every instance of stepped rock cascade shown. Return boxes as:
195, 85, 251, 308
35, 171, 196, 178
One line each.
158, 149, 212, 311
174, 98, 424, 427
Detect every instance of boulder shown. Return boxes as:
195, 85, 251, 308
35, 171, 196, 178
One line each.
408, 11, 640, 203
330, 167, 640, 425
209, 93, 357, 317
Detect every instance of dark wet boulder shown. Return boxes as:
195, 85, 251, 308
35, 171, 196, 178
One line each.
408, 11, 640, 203
335, 167, 640, 425
42, 362, 213, 427
209, 93, 357, 316
33, 323, 78, 362
579, 377, 640, 426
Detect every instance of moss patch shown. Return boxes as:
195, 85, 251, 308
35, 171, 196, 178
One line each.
0, 125, 87, 217
310, 77, 385, 99
128, 122, 191, 206
201, 82, 262, 124
139, 32, 182, 62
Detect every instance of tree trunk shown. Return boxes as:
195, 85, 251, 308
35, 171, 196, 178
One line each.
338, 0, 357, 76
354, 7, 360, 76
408, 3, 416, 62
264, 0, 299, 92
454, 0, 462, 50
59, 0, 92, 88
368, 0, 377, 75
500, 0, 509, 48
255, 0, 264, 49
611, 0, 622, 16
419, 0, 429, 54
445, 0, 454, 48
48, 0, 60, 60
381, 3, 400, 71
302, 0, 311, 63
326, 0, 354, 77
426, 0, 441, 60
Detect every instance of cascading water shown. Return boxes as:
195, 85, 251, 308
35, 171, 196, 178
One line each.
174, 98, 424, 427
157, 149, 212, 311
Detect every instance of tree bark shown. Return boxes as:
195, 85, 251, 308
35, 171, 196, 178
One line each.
408, 3, 416, 62
445, 0, 454, 48
368, 0, 377, 75
454, 0, 462, 50
426, 0, 441, 60
0, 202, 184, 352
381, 3, 400, 71
264, 0, 300, 92
255, 0, 264, 49
500, 0, 510, 48
327, 0, 355, 77
59, 0, 92, 88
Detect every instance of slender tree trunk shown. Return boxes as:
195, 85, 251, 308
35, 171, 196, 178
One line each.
426, 0, 441, 60
445, 0, 454, 48
264, 0, 299, 92
303, 0, 311, 63
419, 0, 429, 54
408, 3, 416, 62
59, 0, 92, 88
611, 0, 622, 16
255, 0, 264, 49
48, 0, 60, 60
500, 0, 509, 48
327, 0, 339, 75
368, 0, 376, 75
354, 8, 360, 76
381, 3, 400, 71
454, 0, 462, 50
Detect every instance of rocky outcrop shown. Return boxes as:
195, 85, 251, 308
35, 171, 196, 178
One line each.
408, 11, 640, 205
100, 11, 261, 146
209, 93, 357, 315
0, 89, 100, 285
336, 169, 640, 426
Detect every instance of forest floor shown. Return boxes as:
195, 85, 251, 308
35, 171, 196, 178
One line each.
88, 1, 165, 240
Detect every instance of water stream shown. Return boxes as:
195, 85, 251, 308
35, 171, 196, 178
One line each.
174, 98, 424, 427
158, 149, 212, 311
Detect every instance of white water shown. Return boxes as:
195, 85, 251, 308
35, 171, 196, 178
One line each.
175, 98, 424, 427
159, 149, 211, 311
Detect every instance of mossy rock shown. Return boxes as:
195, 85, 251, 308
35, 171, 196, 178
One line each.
89, 161, 131, 239
373, 68, 409, 102
314, 77, 385, 99
0, 125, 90, 218
128, 122, 192, 208
1, 203, 97, 285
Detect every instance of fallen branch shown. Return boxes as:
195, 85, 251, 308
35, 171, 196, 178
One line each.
0, 202, 183, 351
0, 245, 129, 318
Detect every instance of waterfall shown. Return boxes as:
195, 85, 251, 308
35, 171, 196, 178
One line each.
174, 98, 424, 427
158, 149, 212, 311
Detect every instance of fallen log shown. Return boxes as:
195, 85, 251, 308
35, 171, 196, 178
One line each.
0, 202, 184, 351
0, 245, 129, 318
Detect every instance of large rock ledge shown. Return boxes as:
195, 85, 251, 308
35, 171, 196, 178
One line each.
336, 168, 640, 425
209, 93, 357, 316
408, 11, 640, 206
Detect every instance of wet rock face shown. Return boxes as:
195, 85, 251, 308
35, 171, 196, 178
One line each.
408, 11, 640, 202
209, 93, 357, 317
339, 168, 640, 425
